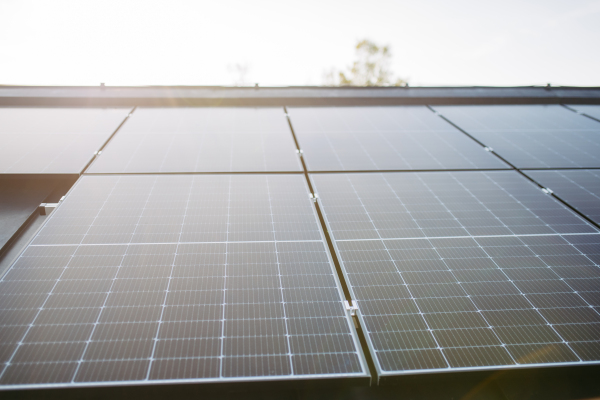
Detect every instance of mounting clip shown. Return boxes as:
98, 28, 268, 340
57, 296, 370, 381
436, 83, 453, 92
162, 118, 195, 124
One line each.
39, 203, 59, 216
541, 188, 554, 195
94, 150, 102, 155
39, 196, 65, 215
296, 149, 303, 156
484, 147, 493, 152
344, 300, 358, 317
309, 193, 318, 203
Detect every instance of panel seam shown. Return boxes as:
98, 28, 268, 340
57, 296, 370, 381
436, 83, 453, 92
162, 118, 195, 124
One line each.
80, 106, 137, 175
283, 106, 379, 384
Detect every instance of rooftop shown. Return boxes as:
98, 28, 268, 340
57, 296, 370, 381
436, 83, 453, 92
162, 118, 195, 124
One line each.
1, 86, 600, 400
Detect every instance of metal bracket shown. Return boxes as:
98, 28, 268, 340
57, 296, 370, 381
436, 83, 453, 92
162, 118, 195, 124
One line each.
344, 300, 358, 317
484, 147, 493, 152
94, 150, 102, 155
309, 193, 318, 203
39, 196, 65, 215
541, 188, 554, 194
39, 203, 59, 215
296, 149, 303, 156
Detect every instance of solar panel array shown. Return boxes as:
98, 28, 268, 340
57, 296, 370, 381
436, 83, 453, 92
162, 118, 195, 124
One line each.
2, 104, 600, 390
526, 170, 600, 226
0, 175, 367, 387
287, 107, 508, 171
311, 171, 600, 376
434, 105, 600, 169
0, 108, 130, 174
88, 108, 302, 173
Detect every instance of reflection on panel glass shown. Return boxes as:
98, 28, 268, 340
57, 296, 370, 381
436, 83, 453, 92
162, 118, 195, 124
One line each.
526, 169, 600, 225
288, 107, 507, 171
0, 108, 130, 173
435, 105, 600, 168
312, 171, 600, 377
0, 175, 367, 388
88, 108, 301, 173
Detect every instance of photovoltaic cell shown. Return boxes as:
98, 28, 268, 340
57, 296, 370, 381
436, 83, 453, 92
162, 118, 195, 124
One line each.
0, 175, 367, 389
87, 108, 302, 173
0, 108, 130, 173
434, 105, 600, 169
526, 169, 600, 226
287, 107, 508, 171
311, 171, 597, 241
311, 171, 600, 377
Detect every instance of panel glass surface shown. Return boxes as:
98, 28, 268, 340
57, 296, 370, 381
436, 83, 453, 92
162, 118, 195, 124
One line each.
312, 171, 597, 241
434, 105, 600, 168
569, 105, 600, 121
311, 171, 600, 376
0, 108, 130, 173
287, 107, 508, 171
526, 169, 600, 225
87, 108, 302, 173
0, 175, 366, 388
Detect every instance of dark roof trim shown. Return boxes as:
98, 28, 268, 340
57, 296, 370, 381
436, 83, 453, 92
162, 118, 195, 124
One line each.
1, 86, 600, 107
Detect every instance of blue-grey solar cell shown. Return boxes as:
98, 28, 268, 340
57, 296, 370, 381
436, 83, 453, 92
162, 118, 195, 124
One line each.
0, 108, 130, 174
526, 169, 600, 226
311, 171, 600, 378
568, 105, 600, 122
287, 107, 508, 171
87, 108, 302, 173
0, 175, 368, 388
434, 105, 600, 168
311, 171, 597, 241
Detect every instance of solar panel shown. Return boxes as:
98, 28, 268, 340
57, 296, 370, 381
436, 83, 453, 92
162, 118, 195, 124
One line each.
525, 169, 600, 226
311, 171, 600, 378
0, 175, 368, 388
0, 108, 130, 174
87, 108, 302, 173
311, 171, 598, 241
434, 105, 600, 169
569, 105, 600, 121
287, 107, 508, 171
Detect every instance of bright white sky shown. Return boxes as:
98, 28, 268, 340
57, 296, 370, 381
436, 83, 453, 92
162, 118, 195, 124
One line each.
1, 0, 600, 87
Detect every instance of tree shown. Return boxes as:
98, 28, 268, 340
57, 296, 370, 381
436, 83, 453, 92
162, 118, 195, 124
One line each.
325, 39, 407, 86
227, 63, 251, 86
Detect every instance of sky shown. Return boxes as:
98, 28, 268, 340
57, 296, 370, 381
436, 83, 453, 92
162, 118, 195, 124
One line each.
1, 0, 600, 87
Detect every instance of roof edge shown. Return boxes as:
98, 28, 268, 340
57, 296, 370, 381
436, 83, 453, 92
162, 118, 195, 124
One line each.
1, 86, 600, 107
